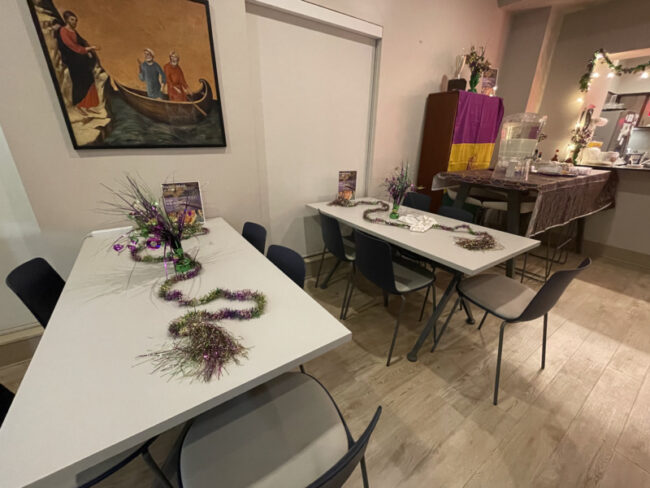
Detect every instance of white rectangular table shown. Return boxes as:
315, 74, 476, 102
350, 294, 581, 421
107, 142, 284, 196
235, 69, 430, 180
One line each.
307, 200, 539, 361
0, 218, 351, 488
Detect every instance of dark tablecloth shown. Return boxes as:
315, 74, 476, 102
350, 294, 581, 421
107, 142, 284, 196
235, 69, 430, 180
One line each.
434, 169, 618, 236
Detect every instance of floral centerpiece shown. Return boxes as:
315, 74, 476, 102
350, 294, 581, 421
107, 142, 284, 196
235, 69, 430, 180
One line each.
104, 176, 205, 273
104, 176, 268, 382
465, 46, 491, 93
385, 163, 417, 219
569, 126, 593, 164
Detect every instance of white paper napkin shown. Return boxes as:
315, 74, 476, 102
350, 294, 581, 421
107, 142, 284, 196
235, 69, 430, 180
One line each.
398, 214, 438, 232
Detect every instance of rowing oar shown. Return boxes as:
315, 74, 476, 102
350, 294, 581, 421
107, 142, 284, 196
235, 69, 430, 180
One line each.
184, 91, 207, 117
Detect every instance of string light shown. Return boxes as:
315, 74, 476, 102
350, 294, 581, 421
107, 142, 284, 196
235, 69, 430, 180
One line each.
591, 72, 600, 78
577, 97, 584, 103
607, 72, 615, 78
642, 72, 649, 79
594, 52, 603, 60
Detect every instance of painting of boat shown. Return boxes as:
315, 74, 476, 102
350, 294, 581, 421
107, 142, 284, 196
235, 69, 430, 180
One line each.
114, 78, 213, 125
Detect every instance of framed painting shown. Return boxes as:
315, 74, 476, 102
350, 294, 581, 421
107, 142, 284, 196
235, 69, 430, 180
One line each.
26, 0, 226, 149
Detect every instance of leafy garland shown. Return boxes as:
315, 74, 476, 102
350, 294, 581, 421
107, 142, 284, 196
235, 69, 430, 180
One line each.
579, 48, 650, 92
328, 198, 498, 251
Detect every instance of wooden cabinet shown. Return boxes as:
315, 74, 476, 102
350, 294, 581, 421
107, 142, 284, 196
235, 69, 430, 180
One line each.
416, 91, 503, 211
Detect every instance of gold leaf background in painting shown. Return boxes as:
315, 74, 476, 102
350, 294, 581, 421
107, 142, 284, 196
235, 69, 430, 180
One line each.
53, 0, 218, 98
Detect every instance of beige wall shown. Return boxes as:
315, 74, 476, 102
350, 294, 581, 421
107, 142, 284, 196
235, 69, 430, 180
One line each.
0, 0, 510, 331
309, 0, 510, 194
497, 7, 551, 116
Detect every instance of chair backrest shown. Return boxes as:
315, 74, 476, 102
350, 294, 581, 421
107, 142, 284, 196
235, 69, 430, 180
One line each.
0, 383, 14, 427
403, 192, 431, 212
267, 245, 306, 288
319, 213, 349, 262
517, 258, 591, 322
5, 257, 65, 328
242, 222, 267, 254
437, 205, 474, 223
354, 231, 398, 294
309, 406, 382, 488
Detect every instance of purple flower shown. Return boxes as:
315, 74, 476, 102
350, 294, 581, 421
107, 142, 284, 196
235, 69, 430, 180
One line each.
113, 244, 124, 252
146, 237, 161, 249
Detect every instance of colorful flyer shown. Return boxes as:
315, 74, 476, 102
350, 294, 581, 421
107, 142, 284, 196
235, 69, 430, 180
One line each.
162, 181, 205, 223
338, 171, 357, 200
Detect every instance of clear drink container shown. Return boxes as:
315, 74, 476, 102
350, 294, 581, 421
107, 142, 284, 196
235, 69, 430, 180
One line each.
493, 113, 547, 181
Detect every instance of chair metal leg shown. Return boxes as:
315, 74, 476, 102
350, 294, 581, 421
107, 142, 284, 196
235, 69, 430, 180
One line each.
477, 311, 488, 330
432, 284, 437, 312
461, 298, 475, 324
494, 321, 507, 405
360, 456, 370, 488
141, 448, 173, 488
520, 252, 528, 283
387, 296, 406, 366
419, 285, 431, 321
320, 259, 341, 289
383, 291, 389, 307
340, 266, 354, 320
299, 364, 305, 373
315, 246, 327, 288
431, 296, 460, 353
542, 313, 548, 369
341, 267, 355, 320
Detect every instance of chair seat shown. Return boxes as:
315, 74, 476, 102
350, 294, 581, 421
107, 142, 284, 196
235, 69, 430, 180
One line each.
393, 259, 434, 293
458, 274, 536, 320
180, 373, 349, 488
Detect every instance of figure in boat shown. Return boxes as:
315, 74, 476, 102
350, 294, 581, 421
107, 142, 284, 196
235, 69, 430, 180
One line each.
164, 51, 189, 102
138, 48, 165, 99
57, 11, 101, 115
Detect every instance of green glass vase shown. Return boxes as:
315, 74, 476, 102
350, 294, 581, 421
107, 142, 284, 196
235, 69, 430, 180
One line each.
390, 202, 400, 219
468, 69, 481, 93
170, 237, 193, 274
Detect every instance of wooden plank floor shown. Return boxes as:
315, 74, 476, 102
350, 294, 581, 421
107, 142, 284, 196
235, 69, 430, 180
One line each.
2, 254, 649, 487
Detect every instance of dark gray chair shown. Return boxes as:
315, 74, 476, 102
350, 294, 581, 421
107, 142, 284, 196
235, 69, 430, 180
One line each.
346, 231, 435, 366
267, 245, 305, 289
267, 244, 308, 373
402, 192, 431, 212
316, 212, 356, 319
437, 205, 474, 223
6, 258, 65, 328
448, 258, 591, 405
178, 372, 381, 488
242, 222, 267, 254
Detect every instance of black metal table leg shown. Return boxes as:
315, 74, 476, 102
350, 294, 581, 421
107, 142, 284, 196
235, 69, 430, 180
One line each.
407, 272, 462, 362
576, 217, 585, 253
506, 190, 522, 277
452, 183, 471, 209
